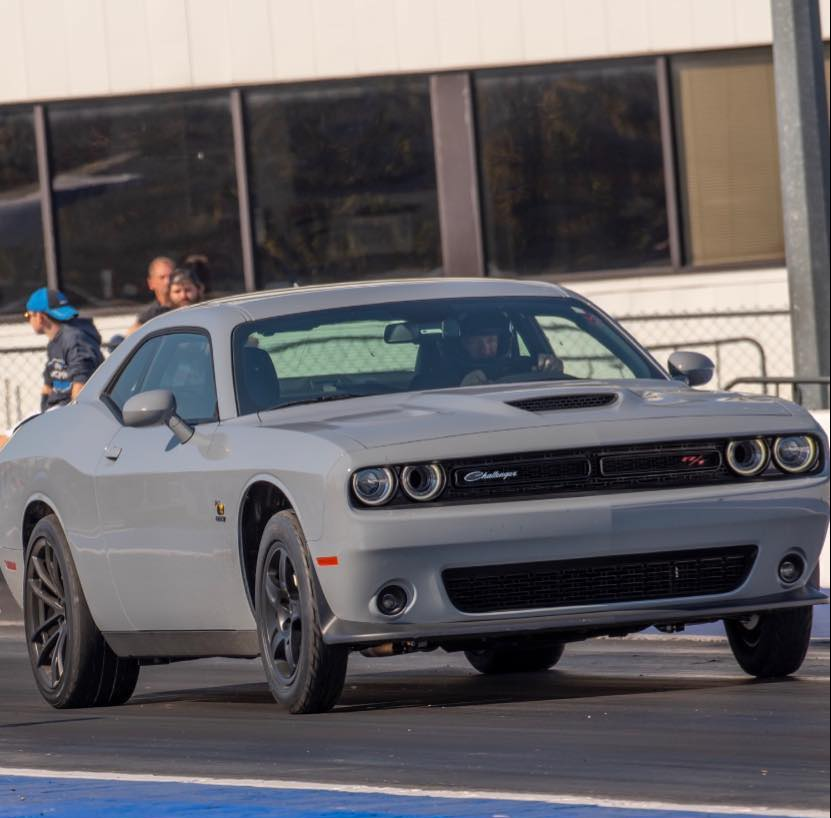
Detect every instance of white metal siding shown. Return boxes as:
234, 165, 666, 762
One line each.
3, 0, 827, 105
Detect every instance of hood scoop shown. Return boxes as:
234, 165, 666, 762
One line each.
507, 393, 618, 413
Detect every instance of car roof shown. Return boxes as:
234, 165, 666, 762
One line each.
157, 278, 572, 327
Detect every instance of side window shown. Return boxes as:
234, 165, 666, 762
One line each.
107, 332, 218, 424
107, 336, 164, 413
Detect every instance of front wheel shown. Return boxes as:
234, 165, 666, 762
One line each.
725, 607, 812, 678
465, 641, 565, 675
255, 511, 348, 713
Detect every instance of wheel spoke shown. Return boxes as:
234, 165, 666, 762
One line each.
278, 550, 291, 597
284, 628, 296, 671
54, 627, 67, 681
37, 627, 61, 667
264, 571, 281, 608
30, 612, 63, 643
28, 578, 64, 614
45, 547, 64, 597
32, 556, 61, 600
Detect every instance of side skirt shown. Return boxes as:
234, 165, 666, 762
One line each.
103, 630, 259, 659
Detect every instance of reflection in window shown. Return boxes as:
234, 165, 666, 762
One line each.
673, 49, 783, 266
0, 108, 46, 314
245, 79, 440, 288
48, 95, 243, 307
475, 62, 668, 277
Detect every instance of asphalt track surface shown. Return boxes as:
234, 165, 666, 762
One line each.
1, 574, 829, 818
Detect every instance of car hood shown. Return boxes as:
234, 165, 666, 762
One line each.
258, 380, 801, 450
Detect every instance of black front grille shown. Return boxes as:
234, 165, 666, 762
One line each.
442, 546, 757, 613
436, 440, 732, 503
508, 393, 617, 413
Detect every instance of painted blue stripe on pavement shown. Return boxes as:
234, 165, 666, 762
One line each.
0, 775, 804, 818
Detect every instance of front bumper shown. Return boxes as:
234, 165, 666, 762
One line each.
310, 475, 830, 647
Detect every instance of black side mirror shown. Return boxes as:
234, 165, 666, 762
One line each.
122, 389, 194, 443
668, 351, 715, 387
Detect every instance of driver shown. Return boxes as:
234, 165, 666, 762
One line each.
453, 311, 562, 386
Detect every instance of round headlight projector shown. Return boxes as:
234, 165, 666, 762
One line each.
725, 438, 769, 477
772, 435, 818, 474
352, 467, 396, 506
376, 584, 408, 616
401, 464, 445, 502
778, 554, 805, 584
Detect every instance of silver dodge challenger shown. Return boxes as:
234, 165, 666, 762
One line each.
1, 279, 828, 713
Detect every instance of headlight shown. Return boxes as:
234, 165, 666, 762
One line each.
772, 435, 818, 474
725, 438, 769, 477
352, 467, 397, 506
401, 464, 446, 501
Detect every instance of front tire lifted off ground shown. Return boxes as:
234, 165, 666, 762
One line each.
255, 510, 348, 713
724, 606, 813, 678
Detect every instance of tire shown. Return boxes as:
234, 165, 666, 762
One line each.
725, 607, 812, 678
23, 514, 140, 708
255, 510, 348, 713
465, 641, 565, 675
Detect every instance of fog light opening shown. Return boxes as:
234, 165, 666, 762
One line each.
778, 555, 805, 584
376, 585, 408, 616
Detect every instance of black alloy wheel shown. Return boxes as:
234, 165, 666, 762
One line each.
25, 533, 68, 691
261, 545, 303, 685
23, 514, 140, 708
255, 510, 348, 714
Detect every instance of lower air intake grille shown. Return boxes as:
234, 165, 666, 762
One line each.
442, 546, 756, 613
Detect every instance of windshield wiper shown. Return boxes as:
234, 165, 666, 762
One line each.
266, 393, 366, 411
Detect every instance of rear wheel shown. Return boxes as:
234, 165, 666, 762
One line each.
465, 641, 565, 675
23, 514, 139, 708
255, 511, 348, 713
725, 607, 812, 678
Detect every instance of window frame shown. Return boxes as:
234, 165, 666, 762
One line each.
101, 326, 220, 427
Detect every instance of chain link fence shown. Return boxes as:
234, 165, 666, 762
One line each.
0, 308, 797, 431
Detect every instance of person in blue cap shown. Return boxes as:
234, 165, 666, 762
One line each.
24, 288, 104, 411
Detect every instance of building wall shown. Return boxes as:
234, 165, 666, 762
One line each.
1, 0, 829, 104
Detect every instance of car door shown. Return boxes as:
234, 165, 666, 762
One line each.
94, 330, 242, 631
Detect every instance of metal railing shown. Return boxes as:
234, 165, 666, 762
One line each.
724, 376, 830, 405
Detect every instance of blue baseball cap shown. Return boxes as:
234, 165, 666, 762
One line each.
25, 287, 79, 321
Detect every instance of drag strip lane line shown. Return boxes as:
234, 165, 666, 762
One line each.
0, 767, 825, 818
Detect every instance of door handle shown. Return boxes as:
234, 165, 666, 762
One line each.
104, 445, 122, 461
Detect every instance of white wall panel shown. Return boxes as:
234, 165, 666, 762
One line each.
0, 0, 28, 101
436, 0, 480, 68
186, 0, 232, 86
145, 0, 192, 89
733, 0, 772, 45
476, 0, 523, 66
103, 0, 151, 93
228, 0, 274, 82
313, 0, 357, 77
393, 0, 440, 71
821, 0, 830, 39
520, 0, 567, 63
564, 0, 607, 58
21, 0, 69, 99
604, 0, 649, 55
647, 0, 694, 52
269, 0, 316, 79
63, 0, 108, 96
692, 0, 736, 48
354, 0, 398, 74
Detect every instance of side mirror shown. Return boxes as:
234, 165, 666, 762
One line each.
122, 389, 194, 443
668, 351, 715, 387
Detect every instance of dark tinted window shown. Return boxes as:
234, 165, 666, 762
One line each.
475, 62, 669, 276
672, 49, 783, 266
246, 78, 440, 288
48, 95, 242, 307
0, 108, 46, 314
108, 332, 217, 423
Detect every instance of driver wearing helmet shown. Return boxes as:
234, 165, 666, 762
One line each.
453, 311, 561, 386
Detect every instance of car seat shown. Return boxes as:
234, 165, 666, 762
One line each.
237, 346, 281, 414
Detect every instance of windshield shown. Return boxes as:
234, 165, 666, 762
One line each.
232, 296, 664, 414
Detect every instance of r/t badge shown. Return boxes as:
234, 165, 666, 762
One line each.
215, 501, 226, 523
